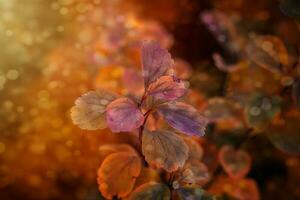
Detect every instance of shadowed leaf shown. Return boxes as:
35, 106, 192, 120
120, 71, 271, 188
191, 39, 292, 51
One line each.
183, 137, 203, 161
292, 79, 300, 108
142, 130, 189, 172
209, 176, 260, 200
267, 110, 300, 155
129, 182, 170, 200
279, 0, 300, 19
246, 35, 289, 74
178, 160, 210, 186
219, 145, 251, 180
176, 186, 214, 200
245, 93, 281, 130
201, 97, 244, 130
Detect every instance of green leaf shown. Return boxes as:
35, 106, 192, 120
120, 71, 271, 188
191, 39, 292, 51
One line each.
176, 186, 214, 200
129, 182, 170, 200
279, 0, 300, 19
267, 110, 300, 155
245, 93, 281, 130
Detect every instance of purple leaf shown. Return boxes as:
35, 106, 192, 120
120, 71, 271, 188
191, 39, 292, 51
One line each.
158, 102, 208, 136
146, 75, 188, 101
106, 97, 144, 132
141, 41, 173, 88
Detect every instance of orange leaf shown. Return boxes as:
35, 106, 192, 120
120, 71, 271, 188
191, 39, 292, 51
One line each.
97, 152, 142, 199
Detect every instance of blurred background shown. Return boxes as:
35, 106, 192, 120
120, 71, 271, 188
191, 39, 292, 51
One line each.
0, 0, 300, 199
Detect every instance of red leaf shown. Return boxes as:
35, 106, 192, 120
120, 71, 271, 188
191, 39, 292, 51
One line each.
147, 76, 188, 101
106, 98, 144, 132
141, 41, 173, 88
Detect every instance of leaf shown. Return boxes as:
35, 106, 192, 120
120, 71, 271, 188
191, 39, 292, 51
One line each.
141, 41, 173, 88
292, 79, 300, 108
246, 35, 289, 74
245, 93, 281, 130
182, 137, 203, 161
219, 145, 251, 180
158, 102, 208, 136
97, 152, 142, 199
226, 64, 282, 105
142, 130, 189, 172
134, 167, 161, 187
147, 76, 188, 101
200, 97, 244, 130
209, 176, 260, 200
279, 0, 300, 19
98, 143, 137, 158
70, 90, 117, 130
129, 182, 170, 200
106, 97, 144, 132
176, 186, 214, 200
267, 110, 300, 154
178, 160, 210, 186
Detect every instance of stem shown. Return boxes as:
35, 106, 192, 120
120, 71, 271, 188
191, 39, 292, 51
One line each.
138, 109, 153, 143
138, 92, 147, 107
137, 109, 153, 167
167, 172, 175, 186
